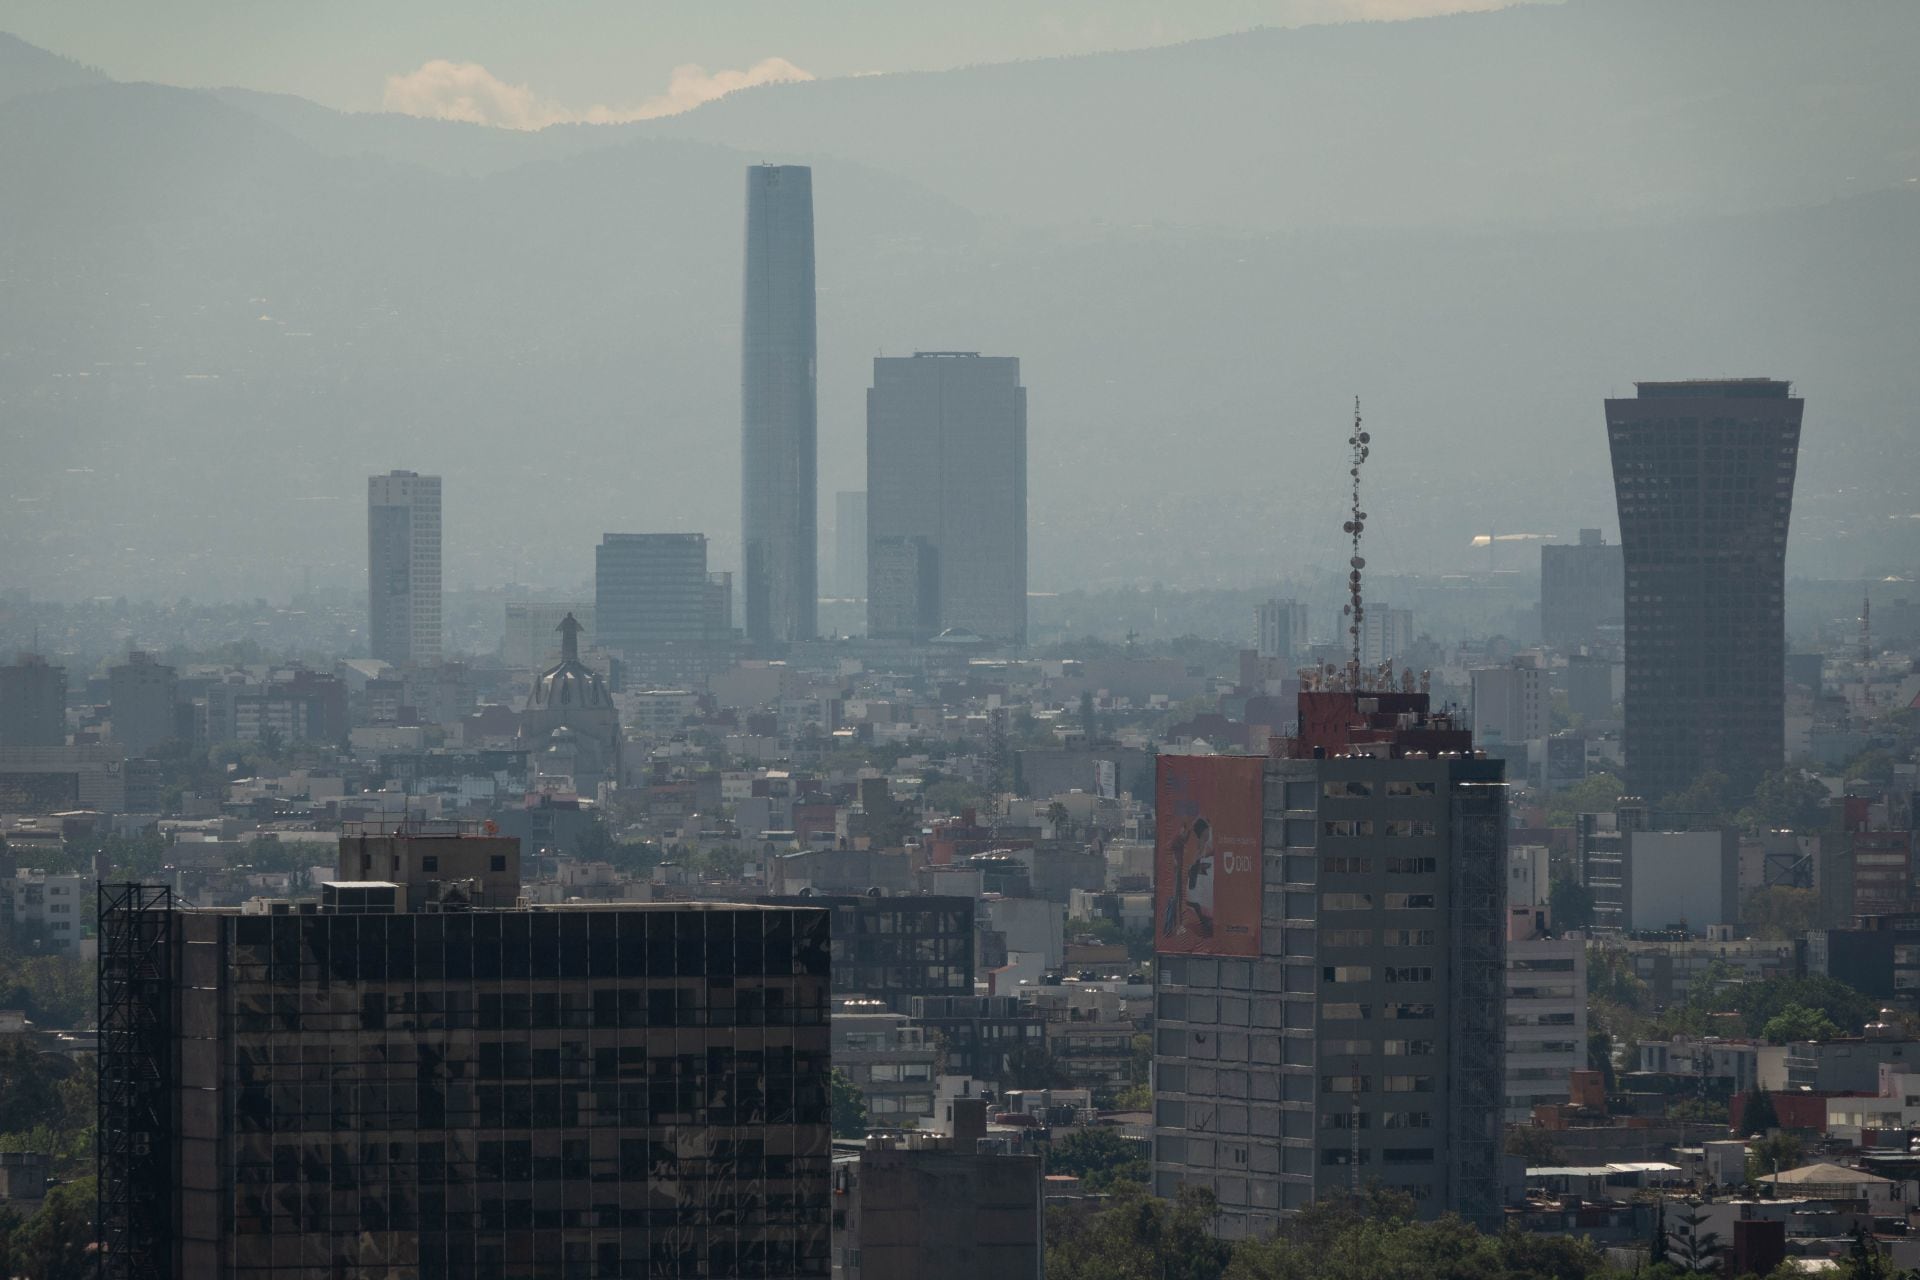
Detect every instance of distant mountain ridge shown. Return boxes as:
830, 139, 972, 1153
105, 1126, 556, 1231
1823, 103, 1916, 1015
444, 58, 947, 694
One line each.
0, 30, 107, 103
0, 7, 1916, 603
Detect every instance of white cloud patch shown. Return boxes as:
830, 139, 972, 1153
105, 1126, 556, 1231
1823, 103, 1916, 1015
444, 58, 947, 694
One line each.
382, 57, 813, 130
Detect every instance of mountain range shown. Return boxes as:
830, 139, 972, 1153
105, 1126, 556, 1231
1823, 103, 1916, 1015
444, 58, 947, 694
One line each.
0, 4, 1916, 607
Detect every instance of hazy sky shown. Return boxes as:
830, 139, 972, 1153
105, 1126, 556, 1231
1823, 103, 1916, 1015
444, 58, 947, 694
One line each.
10, 0, 1530, 119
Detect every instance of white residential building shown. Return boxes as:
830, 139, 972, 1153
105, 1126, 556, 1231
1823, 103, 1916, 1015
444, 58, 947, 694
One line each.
1505, 933, 1588, 1122
7, 869, 89, 958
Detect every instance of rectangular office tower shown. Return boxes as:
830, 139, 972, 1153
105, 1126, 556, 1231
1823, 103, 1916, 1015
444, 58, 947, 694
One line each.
1150, 687, 1506, 1235
1539, 530, 1624, 652
368, 471, 443, 668
98, 834, 832, 1279
595, 534, 713, 654
866, 353, 1027, 644
0, 654, 67, 747
1605, 380, 1802, 799
741, 164, 818, 646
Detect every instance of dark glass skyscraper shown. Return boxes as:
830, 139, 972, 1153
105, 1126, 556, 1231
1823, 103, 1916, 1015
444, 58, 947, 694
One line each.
741, 165, 817, 645
1605, 379, 1803, 799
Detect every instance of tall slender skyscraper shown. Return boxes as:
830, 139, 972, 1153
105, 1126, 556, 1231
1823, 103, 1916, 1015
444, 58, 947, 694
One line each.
866, 353, 1027, 643
741, 164, 817, 645
367, 470, 443, 667
1605, 379, 1802, 799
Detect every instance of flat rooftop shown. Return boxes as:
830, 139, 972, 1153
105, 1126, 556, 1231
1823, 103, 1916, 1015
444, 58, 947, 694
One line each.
1633, 378, 1793, 399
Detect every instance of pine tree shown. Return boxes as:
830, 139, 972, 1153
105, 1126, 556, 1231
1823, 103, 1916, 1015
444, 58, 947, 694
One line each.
1667, 1199, 1723, 1273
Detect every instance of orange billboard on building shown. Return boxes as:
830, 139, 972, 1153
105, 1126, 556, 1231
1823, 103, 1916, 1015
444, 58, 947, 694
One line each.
1155, 755, 1264, 957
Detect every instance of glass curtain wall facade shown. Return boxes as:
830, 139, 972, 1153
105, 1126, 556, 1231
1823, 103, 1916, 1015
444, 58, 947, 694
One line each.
1605, 380, 1801, 798
102, 900, 832, 1279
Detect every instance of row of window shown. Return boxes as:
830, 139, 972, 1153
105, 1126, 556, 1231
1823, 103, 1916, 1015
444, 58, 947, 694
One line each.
1322, 1003, 1435, 1021
1320, 893, 1436, 912
1322, 820, 1437, 838
1321, 781, 1437, 798
1321, 1074, 1431, 1093
1318, 856, 1438, 876
1320, 1112, 1433, 1131
1323, 967, 1434, 985
1321, 928, 1435, 949
1320, 1147, 1434, 1166
1319, 1040, 1434, 1058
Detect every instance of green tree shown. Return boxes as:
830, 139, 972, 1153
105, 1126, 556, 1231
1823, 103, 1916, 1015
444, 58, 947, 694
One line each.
1762, 1002, 1841, 1045
1546, 772, 1627, 826
1047, 1183, 1230, 1280
1666, 1198, 1723, 1272
1663, 770, 1733, 824
1588, 1026, 1617, 1091
0, 1042, 69, 1134
1503, 1125, 1562, 1164
830, 1068, 868, 1140
1841, 749, 1898, 793
1748, 1131, 1804, 1183
1734, 975, 1877, 1041
1549, 876, 1595, 930
923, 779, 987, 819
1048, 1126, 1149, 1192
8, 1176, 94, 1280
1743, 886, 1820, 940
1745, 768, 1832, 832
1741, 1088, 1781, 1136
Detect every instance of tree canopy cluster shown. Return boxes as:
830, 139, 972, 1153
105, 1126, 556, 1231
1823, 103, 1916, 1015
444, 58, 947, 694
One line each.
1046, 1185, 1829, 1280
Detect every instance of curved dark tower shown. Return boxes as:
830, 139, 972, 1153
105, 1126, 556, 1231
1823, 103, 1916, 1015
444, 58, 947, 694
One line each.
1606, 379, 1802, 801
741, 164, 818, 645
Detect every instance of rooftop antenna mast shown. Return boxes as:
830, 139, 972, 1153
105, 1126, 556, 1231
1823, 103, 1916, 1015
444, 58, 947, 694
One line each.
1343, 397, 1371, 687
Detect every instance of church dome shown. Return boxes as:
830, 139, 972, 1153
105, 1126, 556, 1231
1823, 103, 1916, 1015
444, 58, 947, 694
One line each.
529, 613, 612, 712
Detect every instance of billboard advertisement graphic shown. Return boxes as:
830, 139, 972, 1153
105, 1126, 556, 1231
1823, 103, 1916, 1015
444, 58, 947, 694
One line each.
1155, 755, 1263, 957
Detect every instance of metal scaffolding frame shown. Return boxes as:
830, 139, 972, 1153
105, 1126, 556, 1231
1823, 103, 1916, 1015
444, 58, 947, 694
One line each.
1447, 779, 1507, 1231
98, 883, 175, 1280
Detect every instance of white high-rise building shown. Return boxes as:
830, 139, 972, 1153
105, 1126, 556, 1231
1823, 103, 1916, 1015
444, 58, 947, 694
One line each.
1255, 599, 1309, 662
1471, 657, 1547, 748
1359, 604, 1414, 668
367, 471, 442, 667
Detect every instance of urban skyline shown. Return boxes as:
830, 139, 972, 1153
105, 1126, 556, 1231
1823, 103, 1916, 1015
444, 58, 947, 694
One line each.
3, 7, 1918, 1278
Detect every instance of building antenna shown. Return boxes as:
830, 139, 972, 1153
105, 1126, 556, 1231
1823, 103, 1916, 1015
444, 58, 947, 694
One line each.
1342, 397, 1371, 685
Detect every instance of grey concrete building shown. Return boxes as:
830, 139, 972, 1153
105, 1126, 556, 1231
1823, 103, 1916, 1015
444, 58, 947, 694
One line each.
367, 470, 443, 668
1605, 380, 1803, 798
1540, 529, 1624, 652
1150, 688, 1506, 1234
866, 353, 1027, 645
866, 537, 938, 642
108, 650, 178, 756
742, 163, 818, 646
595, 533, 713, 655
0, 654, 65, 748
830, 1108, 1042, 1280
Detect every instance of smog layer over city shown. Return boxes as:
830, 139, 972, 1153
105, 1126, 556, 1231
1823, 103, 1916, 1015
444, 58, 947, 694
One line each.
0, 2, 1918, 1278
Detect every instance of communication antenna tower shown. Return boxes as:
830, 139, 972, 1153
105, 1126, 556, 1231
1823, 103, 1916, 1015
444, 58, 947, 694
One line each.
1342, 398, 1371, 685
